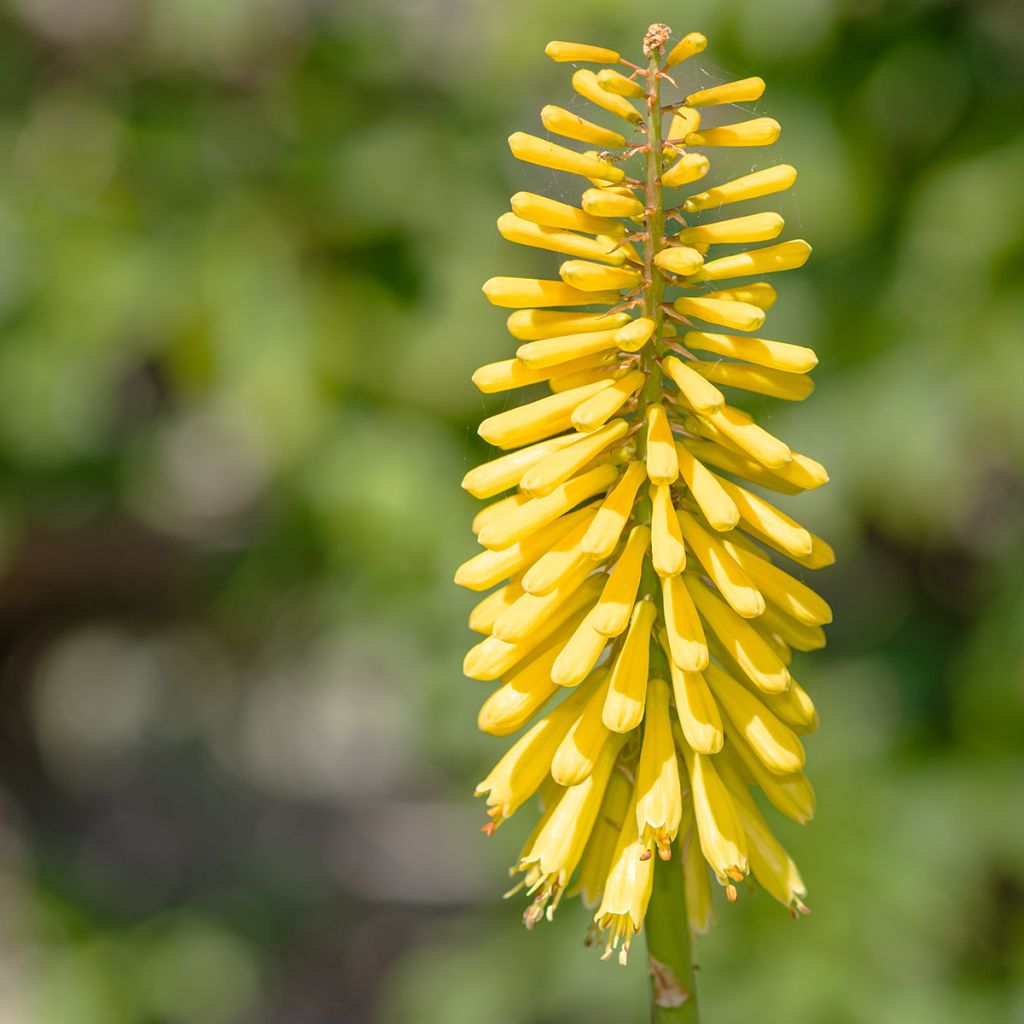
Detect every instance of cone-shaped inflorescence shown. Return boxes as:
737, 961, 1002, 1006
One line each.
459, 24, 830, 966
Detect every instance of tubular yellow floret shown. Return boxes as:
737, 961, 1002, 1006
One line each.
572, 369, 645, 432
520, 512, 598, 595
683, 331, 818, 373
635, 678, 682, 858
509, 132, 625, 183
661, 572, 708, 671
677, 510, 765, 618
673, 296, 766, 332
545, 41, 621, 65
483, 276, 620, 308
596, 68, 646, 99
519, 419, 629, 498
478, 378, 614, 449
511, 191, 623, 237
650, 483, 686, 576
661, 152, 710, 188
687, 117, 781, 148
689, 239, 812, 283
497, 213, 626, 265
602, 599, 656, 732
692, 360, 815, 401
666, 657, 723, 754
581, 187, 645, 219
614, 317, 655, 352
674, 441, 740, 530
580, 460, 646, 558
683, 164, 797, 212
644, 404, 678, 485
678, 211, 784, 246
685, 77, 766, 108
665, 31, 706, 68
541, 105, 627, 149
654, 245, 704, 276
663, 355, 725, 414
559, 259, 641, 292
571, 70, 643, 124
507, 309, 631, 340
589, 524, 650, 636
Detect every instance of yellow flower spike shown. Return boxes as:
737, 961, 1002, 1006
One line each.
455, 506, 595, 591
507, 308, 631, 341
574, 766, 633, 907
477, 464, 618, 551
590, 524, 650, 636
720, 539, 832, 626
713, 476, 813, 558
572, 369, 645, 432
478, 379, 614, 450
476, 675, 602, 827
663, 354, 725, 414
483, 276, 621, 309
510, 191, 623, 237
520, 513, 597, 596
508, 132, 625, 183
462, 433, 585, 500
580, 459, 646, 558
660, 151, 711, 188
581, 187, 645, 219
688, 239, 813, 283
683, 330, 818, 374
551, 611, 610, 686
685, 76, 766, 108
551, 672, 615, 785
672, 295, 767, 332
650, 483, 685, 576
559, 259, 642, 292
665, 31, 707, 68
683, 164, 798, 213
541, 105, 627, 149
685, 577, 791, 694
520, 419, 630, 499
701, 405, 792, 468
725, 728, 816, 824
664, 654, 723, 754
469, 579, 525, 634
465, 24, 830, 964
707, 282, 779, 309
678, 211, 784, 246
654, 245, 704, 277
677, 510, 765, 618
614, 316, 655, 352
545, 41, 622, 65
680, 800, 715, 934
596, 68, 646, 99
497, 213, 627, 265
674, 441, 740, 531
687, 117, 781, 148
717, 759, 807, 912
692, 360, 816, 402
660, 572, 708, 671
515, 732, 629, 925
677, 738, 749, 887
644, 404, 678, 485
634, 678, 682, 858
602, 599, 656, 732
571, 69, 643, 124
703, 663, 805, 775
464, 575, 605, 680
594, 779, 656, 964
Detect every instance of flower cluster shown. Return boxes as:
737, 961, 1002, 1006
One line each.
457, 26, 830, 965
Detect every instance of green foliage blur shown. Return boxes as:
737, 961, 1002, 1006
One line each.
0, 1, 1021, 1022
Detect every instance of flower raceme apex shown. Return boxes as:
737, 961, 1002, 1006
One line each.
458, 24, 831, 967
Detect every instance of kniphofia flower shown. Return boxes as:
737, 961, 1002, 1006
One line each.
459, 22, 829, 977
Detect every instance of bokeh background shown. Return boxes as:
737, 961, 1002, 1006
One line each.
0, 0, 1021, 1021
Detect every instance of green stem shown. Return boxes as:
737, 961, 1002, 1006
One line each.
639, 39, 700, 1024
645, 848, 700, 1023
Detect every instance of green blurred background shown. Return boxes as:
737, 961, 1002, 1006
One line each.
0, 0, 1021, 1021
